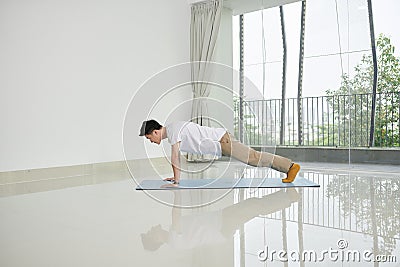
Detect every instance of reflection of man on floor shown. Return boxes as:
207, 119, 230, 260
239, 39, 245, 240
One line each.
141, 189, 301, 251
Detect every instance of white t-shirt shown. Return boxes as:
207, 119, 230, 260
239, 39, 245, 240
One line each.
166, 121, 226, 156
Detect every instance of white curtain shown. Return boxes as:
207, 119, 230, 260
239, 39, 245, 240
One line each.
188, 0, 223, 162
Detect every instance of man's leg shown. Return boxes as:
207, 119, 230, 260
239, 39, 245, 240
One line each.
220, 132, 300, 182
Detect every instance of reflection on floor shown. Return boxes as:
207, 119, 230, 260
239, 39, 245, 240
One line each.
0, 161, 399, 266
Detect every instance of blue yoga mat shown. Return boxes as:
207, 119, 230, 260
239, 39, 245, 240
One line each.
136, 177, 320, 190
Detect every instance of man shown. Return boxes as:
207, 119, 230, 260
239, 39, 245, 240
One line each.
139, 119, 300, 185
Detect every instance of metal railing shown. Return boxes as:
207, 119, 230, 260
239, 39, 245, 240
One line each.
234, 92, 400, 147
241, 168, 400, 255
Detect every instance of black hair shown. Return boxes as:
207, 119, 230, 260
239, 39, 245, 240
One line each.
139, 120, 163, 136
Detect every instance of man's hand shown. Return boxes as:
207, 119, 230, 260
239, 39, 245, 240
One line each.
161, 177, 179, 188
163, 177, 179, 184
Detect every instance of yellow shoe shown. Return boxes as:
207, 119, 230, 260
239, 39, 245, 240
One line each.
282, 163, 300, 183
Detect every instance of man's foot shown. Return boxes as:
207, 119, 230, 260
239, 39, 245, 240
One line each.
282, 163, 300, 183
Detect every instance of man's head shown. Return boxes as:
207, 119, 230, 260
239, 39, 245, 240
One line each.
139, 119, 163, 145
140, 224, 167, 251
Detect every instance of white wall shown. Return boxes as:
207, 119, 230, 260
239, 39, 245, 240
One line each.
0, 0, 191, 171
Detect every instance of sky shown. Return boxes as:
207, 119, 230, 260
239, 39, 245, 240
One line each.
232, 0, 400, 99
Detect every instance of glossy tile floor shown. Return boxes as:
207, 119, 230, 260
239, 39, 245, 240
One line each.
0, 161, 399, 267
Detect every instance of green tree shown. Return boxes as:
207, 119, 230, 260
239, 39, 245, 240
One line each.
326, 34, 400, 147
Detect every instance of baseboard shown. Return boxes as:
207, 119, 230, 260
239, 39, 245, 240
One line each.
253, 146, 400, 165
0, 157, 170, 197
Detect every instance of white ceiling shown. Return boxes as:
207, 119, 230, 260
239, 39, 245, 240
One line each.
188, 0, 302, 15
224, 0, 302, 15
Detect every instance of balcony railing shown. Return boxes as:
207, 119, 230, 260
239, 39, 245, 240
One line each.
234, 92, 400, 147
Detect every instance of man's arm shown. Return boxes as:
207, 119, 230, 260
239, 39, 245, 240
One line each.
171, 142, 181, 184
